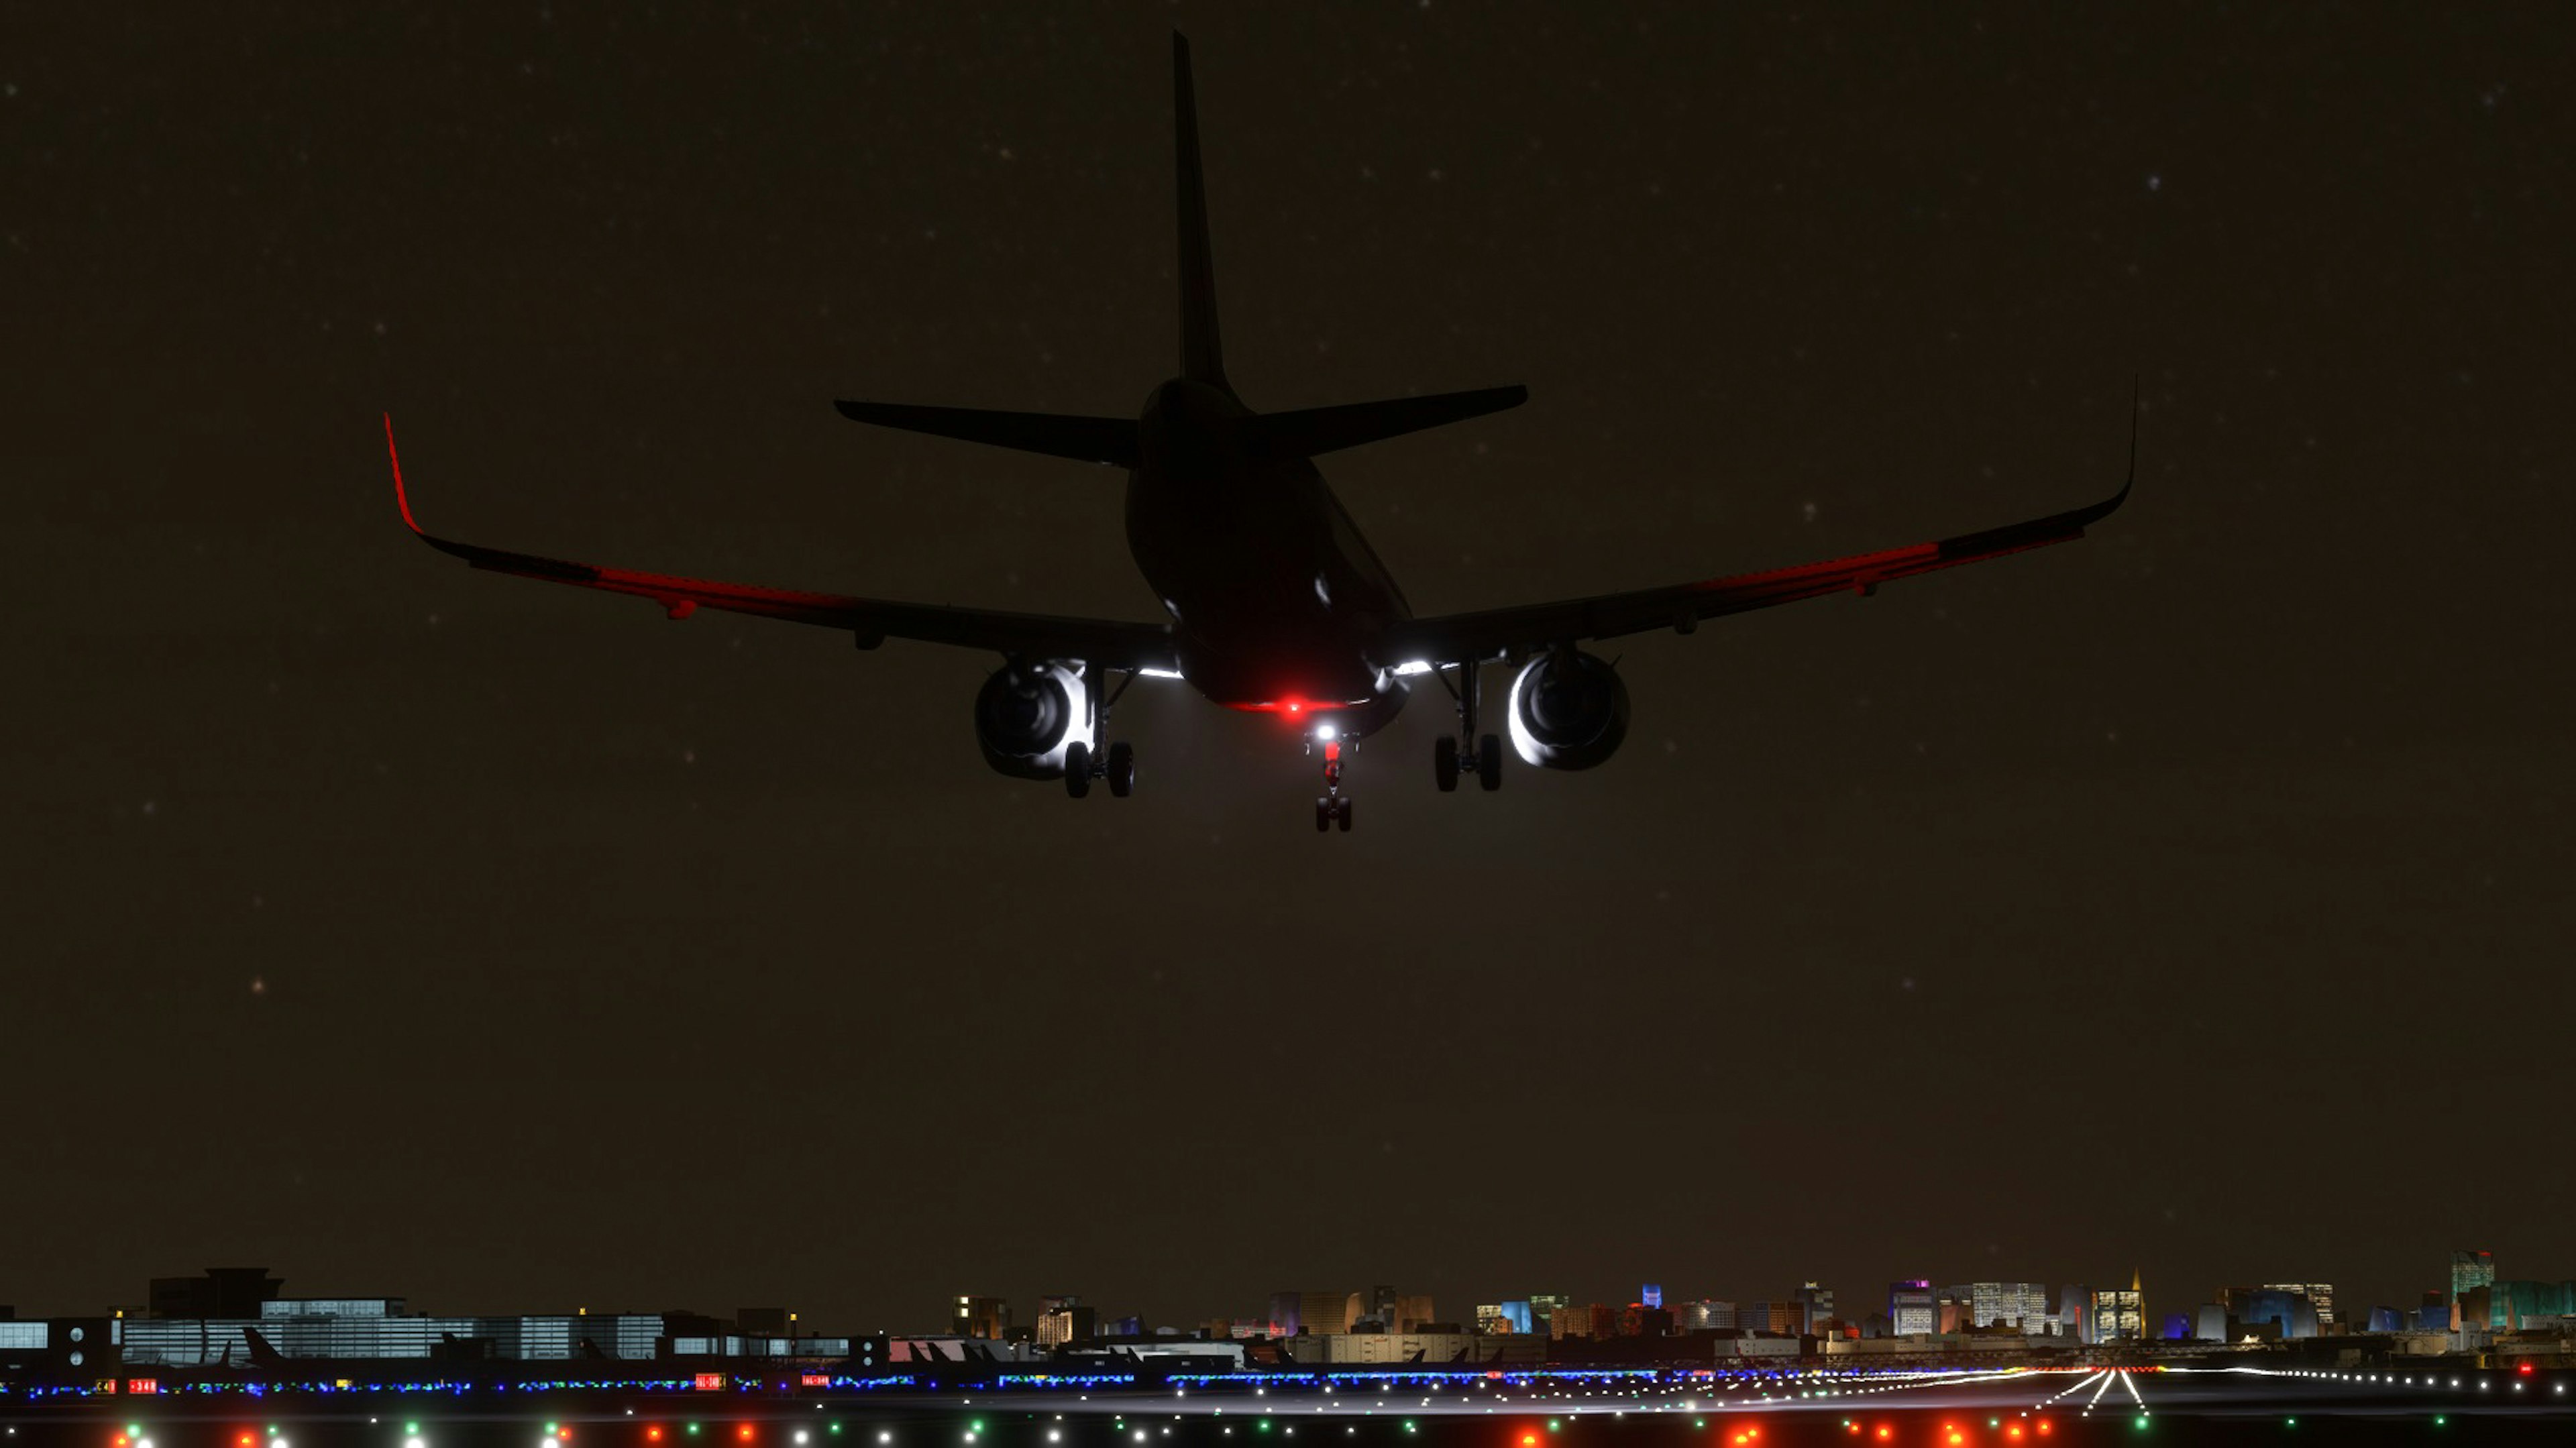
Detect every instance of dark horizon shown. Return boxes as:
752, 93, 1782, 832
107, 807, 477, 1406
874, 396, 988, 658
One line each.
5, 3, 2569, 1331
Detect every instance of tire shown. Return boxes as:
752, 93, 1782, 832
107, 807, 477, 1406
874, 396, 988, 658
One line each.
1434, 734, 1459, 792
1314, 797, 1332, 832
1335, 795, 1354, 832
1065, 741, 1091, 799
1477, 734, 1503, 791
1106, 741, 1136, 797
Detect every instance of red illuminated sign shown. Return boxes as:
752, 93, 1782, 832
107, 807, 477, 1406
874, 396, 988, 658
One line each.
126, 1379, 160, 1395
693, 1373, 727, 1391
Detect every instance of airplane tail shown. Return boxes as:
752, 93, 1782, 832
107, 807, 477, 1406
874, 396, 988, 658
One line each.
1173, 32, 1226, 388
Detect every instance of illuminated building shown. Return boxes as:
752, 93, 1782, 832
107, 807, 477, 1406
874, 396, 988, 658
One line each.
2450, 1250, 2495, 1305
2089, 1283, 2143, 1345
1495, 1300, 1533, 1335
1969, 1282, 2051, 1332
2261, 1283, 2335, 1329
1297, 1290, 1352, 1337
1886, 1281, 1935, 1337
1035, 1304, 1095, 1346
1792, 1282, 1834, 1335
1679, 1300, 1736, 1332
1527, 1294, 1570, 1333
1739, 1301, 1801, 1335
1393, 1294, 1435, 1333
955, 1296, 1008, 1339
1640, 1284, 1662, 1309
2490, 1280, 2576, 1328
2057, 1285, 2090, 1341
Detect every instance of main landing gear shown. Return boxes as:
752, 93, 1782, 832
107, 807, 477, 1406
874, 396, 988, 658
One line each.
1310, 726, 1353, 832
1063, 667, 1137, 801
1432, 661, 1504, 793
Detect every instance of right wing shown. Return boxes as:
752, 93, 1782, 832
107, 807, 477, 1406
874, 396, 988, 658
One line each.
1381, 400, 2137, 665
385, 415, 1178, 671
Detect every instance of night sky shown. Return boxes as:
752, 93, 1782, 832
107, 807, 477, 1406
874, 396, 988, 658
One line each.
7, 3, 2570, 1333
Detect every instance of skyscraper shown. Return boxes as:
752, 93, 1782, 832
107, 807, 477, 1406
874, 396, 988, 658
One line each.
955, 1296, 1009, 1339
2090, 1282, 2143, 1345
2450, 1251, 2496, 1306
1528, 1294, 1570, 1334
1792, 1282, 1835, 1334
1887, 1281, 1935, 1337
1970, 1282, 2051, 1332
1640, 1284, 1663, 1310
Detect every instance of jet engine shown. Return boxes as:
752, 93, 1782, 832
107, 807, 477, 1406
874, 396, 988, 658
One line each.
973, 661, 1094, 779
1505, 649, 1629, 771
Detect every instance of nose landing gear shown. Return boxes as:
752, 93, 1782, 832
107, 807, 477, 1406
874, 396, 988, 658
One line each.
1308, 726, 1354, 832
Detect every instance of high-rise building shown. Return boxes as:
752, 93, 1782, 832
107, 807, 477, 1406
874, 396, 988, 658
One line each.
1740, 1301, 1801, 1335
1370, 1286, 1398, 1329
1394, 1295, 1436, 1334
1887, 1281, 1935, 1337
1970, 1282, 2051, 1332
1036, 1305, 1095, 1346
955, 1296, 1009, 1340
1474, 1303, 1505, 1334
2057, 1285, 2090, 1341
1528, 1294, 1570, 1333
1496, 1300, 1533, 1335
1679, 1300, 1736, 1333
1792, 1283, 1834, 1335
2450, 1251, 2495, 1306
1640, 1284, 1663, 1310
2089, 1286, 2143, 1345
1267, 1292, 1301, 1337
1297, 1290, 1352, 1337
2261, 1284, 2335, 1329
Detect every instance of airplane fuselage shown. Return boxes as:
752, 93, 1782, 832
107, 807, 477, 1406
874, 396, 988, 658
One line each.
1125, 378, 1413, 733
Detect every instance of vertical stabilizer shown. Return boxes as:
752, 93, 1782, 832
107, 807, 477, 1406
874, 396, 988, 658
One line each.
1172, 32, 1228, 388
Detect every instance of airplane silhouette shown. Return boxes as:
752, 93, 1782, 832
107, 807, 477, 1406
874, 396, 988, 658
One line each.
386, 33, 2132, 833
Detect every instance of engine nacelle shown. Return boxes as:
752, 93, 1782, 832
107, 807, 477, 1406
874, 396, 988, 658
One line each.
973, 661, 1094, 780
1506, 649, 1629, 771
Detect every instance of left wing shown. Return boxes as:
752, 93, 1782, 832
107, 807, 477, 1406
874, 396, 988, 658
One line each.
384, 415, 1179, 671
1378, 402, 2136, 665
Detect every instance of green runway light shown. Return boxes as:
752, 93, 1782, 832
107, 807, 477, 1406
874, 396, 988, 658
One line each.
407, 1427, 420, 1437
688, 1429, 702, 1437
127, 1429, 142, 1439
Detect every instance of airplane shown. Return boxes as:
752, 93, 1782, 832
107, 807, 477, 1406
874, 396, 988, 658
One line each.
385, 32, 2133, 834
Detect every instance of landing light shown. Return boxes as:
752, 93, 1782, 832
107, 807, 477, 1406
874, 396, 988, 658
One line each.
1314, 724, 1337, 740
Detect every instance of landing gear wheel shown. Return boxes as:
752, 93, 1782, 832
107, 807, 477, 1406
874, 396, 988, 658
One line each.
1106, 741, 1136, 797
1065, 741, 1092, 799
1477, 734, 1503, 791
1334, 795, 1354, 832
1434, 734, 1458, 792
1314, 796, 1333, 833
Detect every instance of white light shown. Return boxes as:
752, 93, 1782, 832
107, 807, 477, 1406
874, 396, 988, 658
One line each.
1314, 723, 1336, 740
1393, 661, 1436, 676
408, 1439, 428, 1448
1136, 667, 1186, 679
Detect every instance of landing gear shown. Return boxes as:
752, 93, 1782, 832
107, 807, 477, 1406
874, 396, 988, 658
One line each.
1308, 724, 1358, 832
1060, 665, 1136, 801
1434, 662, 1505, 793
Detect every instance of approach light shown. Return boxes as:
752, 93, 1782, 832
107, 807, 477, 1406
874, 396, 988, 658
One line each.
408, 1439, 427, 1448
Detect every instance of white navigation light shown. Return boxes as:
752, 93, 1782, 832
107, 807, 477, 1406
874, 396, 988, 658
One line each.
1315, 723, 1337, 741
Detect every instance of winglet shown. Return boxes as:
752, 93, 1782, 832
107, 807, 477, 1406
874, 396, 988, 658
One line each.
384, 411, 425, 535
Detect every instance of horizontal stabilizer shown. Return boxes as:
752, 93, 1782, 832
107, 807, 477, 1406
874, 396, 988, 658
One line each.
1246, 384, 1527, 459
834, 399, 1142, 469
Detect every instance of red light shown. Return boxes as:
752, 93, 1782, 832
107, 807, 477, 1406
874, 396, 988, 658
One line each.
739, 1430, 755, 1443
2520, 1363, 2536, 1376
239, 1435, 257, 1448
1876, 1431, 1893, 1443
2037, 1423, 2054, 1437
650, 1433, 664, 1444
2009, 1430, 2024, 1441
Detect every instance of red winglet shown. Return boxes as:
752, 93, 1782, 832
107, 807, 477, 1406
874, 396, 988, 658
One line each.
384, 412, 425, 535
